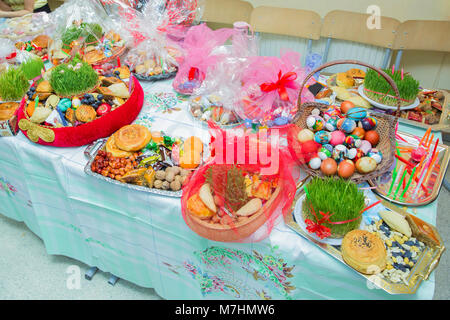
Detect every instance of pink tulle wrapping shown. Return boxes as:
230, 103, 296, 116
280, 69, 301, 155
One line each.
236, 49, 315, 125
173, 24, 235, 94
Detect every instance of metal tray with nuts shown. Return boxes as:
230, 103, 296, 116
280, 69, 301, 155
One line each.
84, 138, 204, 198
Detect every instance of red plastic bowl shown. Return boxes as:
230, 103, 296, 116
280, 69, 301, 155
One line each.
17, 76, 144, 147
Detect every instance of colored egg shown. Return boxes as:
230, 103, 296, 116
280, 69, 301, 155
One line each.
325, 116, 339, 131
346, 107, 367, 121
368, 148, 383, 164
322, 144, 334, 153
323, 105, 341, 120
318, 146, 332, 160
337, 118, 356, 134
340, 101, 355, 114
359, 140, 372, 155
72, 97, 81, 109
321, 158, 338, 176
57, 98, 71, 112
332, 144, 348, 163
352, 127, 366, 139
356, 157, 377, 174
314, 130, 331, 145
330, 130, 346, 146
306, 115, 324, 132
311, 108, 321, 116
365, 130, 380, 146
338, 160, 355, 178
344, 135, 362, 149
347, 148, 357, 160
297, 129, 315, 142
360, 117, 377, 131
309, 157, 322, 170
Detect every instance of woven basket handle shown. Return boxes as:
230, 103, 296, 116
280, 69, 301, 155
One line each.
297, 60, 401, 118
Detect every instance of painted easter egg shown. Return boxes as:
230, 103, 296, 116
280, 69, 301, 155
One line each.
344, 134, 362, 149
346, 107, 367, 121
337, 118, 356, 134
359, 140, 372, 155
360, 117, 377, 131
306, 115, 325, 132
57, 98, 71, 112
325, 116, 339, 131
368, 148, 383, 164
314, 130, 331, 145
356, 157, 377, 174
330, 130, 346, 146
318, 146, 332, 160
309, 157, 322, 170
297, 129, 315, 142
323, 105, 341, 120
332, 144, 348, 163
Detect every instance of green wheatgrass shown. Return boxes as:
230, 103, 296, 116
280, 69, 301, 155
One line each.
0, 68, 30, 101
61, 23, 103, 47
364, 68, 419, 106
50, 58, 99, 97
19, 58, 45, 80
302, 177, 365, 238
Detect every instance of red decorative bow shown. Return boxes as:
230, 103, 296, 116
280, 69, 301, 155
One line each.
305, 204, 333, 239
188, 67, 200, 81
260, 71, 297, 101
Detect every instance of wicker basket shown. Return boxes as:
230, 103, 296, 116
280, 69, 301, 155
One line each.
293, 60, 401, 184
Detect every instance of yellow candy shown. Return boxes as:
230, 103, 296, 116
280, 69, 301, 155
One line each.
409, 262, 414, 267
404, 257, 409, 264
386, 264, 393, 270
402, 235, 408, 241
385, 239, 392, 247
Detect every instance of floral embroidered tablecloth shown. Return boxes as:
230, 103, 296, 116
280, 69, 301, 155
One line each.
0, 79, 438, 300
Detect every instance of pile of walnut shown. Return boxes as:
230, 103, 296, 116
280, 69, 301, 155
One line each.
154, 166, 189, 191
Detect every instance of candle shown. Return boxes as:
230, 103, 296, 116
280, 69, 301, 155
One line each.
392, 64, 395, 74
34, 96, 39, 108
400, 166, 417, 200
117, 57, 121, 67
401, 68, 404, 80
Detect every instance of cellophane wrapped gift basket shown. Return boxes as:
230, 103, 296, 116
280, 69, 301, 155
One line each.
172, 23, 236, 95
120, 0, 204, 81
235, 49, 315, 129
48, 0, 129, 67
188, 23, 259, 128
181, 125, 298, 242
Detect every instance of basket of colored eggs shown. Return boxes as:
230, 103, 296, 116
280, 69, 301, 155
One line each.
292, 60, 401, 183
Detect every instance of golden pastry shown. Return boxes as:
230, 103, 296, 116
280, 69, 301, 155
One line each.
105, 134, 133, 158
75, 104, 97, 123
65, 107, 76, 124
36, 80, 52, 93
187, 193, 215, 220
346, 68, 366, 79
341, 230, 386, 275
83, 50, 106, 64
336, 72, 355, 88
0, 102, 19, 121
114, 66, 131, 79
114, 124, 152, 152
32, 35, 51, 48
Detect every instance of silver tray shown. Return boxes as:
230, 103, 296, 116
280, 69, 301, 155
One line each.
84, 138, 182, 198
132, 70, 177, 82
285, 182, 445, 295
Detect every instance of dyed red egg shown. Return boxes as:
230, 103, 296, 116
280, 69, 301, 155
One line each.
365, 130, 380, 146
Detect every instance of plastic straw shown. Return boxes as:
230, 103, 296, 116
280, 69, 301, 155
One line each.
394, 166, 408, 200
400, 166, 417, 200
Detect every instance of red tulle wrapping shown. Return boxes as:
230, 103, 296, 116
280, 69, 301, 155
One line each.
181, 124, 299, 242
17, 76, 144, 147
286, 124, 321, 165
